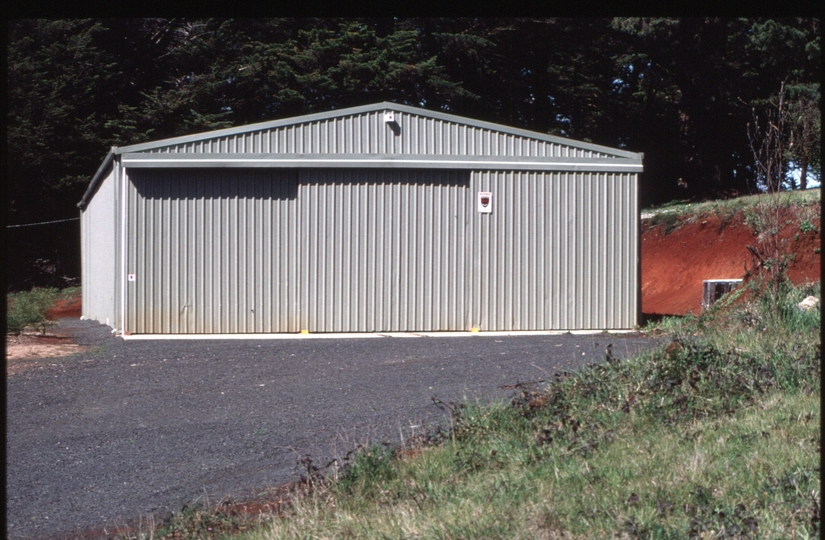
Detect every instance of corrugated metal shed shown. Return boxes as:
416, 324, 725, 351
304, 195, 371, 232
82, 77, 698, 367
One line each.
80, 102, 643, 335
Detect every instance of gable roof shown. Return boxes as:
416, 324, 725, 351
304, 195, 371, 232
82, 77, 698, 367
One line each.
117, 101, 641, 159
81, 102, 642, 208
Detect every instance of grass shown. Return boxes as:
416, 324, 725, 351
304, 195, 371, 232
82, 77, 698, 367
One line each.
642, 188, 820, 236
120, 279, 819, 540
5, 286, 79, 334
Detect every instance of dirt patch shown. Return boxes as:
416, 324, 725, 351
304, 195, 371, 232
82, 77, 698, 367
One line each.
5, 333, 89, 374
45, 292, 82, 319
60, 482, 303, 540
642, 207, 820, 316
6, 289, 86, 373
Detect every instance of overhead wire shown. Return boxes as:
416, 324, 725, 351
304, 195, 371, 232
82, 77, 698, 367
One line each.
6, 217, 80, 228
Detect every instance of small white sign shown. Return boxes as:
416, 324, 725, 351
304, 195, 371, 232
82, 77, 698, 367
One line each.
478, 191, 493, 213
128, 274, 136, 282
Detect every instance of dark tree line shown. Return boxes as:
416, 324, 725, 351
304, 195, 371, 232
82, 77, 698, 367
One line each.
6, 18, 821, 290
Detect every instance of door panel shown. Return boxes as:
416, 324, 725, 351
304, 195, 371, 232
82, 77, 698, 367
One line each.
125, 169, 298, 333
297, 169, 471, 332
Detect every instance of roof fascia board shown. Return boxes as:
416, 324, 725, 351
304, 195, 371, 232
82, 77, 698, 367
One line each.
121, 152, 643, 173
116, 101, 642, 159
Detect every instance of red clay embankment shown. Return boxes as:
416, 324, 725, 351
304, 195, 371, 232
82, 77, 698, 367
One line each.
641, 207, 820, 316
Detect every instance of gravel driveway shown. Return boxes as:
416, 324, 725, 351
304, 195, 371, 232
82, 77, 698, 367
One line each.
7, 318, 661, 539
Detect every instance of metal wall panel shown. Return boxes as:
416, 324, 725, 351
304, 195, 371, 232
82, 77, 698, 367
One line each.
80, 169, 118, 327
125, 169, 299, 334
123, 168, 637, 334
468, 171, 638, 331
149, 110, 612, 159
298, 169, 470, 332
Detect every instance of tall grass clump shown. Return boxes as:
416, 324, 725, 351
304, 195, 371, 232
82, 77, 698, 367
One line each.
642, 188, 820, 227
6, 286, 61, 334
229, 281, 818, 540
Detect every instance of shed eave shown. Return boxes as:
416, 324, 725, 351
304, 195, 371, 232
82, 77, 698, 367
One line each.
120, 152, 644, 172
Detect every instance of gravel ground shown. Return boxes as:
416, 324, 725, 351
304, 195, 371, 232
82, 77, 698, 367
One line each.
6, 318, 661, 539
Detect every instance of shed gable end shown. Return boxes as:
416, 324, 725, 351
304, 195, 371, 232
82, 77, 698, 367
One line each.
120, 103, 634, 159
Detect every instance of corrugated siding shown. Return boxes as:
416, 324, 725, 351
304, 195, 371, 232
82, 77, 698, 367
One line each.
124, 169, 637, 334
81, 168, 118, 327
298, 169, 470, 332
469, 171, 638, 331
125, 169, 299, 333
148, 111, 611, 159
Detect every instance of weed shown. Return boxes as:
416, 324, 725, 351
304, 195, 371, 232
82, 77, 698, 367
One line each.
797, 203, 821, 232
642, 188, 820, 236
6, 287, 60, 334
742, 192, 806, 316
799, 219, 817, 234
648, 211, 681, 236
151, 499, 277, 540
334, 444, 396, 496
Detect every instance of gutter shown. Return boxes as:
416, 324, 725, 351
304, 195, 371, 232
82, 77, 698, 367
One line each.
78, 147, 117, 210
120, 153, 644, 173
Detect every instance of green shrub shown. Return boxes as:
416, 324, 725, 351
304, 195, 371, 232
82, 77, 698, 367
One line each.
335, 444, 397, 496
6, 287, 60, 334
799, 219, 817, 234
647, 211, 681, 236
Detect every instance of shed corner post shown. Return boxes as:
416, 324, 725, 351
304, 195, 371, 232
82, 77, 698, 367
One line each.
78, 205, 85, 320
118, 157, 128, 335
635, 171, 642, 329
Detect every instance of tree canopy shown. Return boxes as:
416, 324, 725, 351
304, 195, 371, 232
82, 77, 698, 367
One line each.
6, 17, 821, 288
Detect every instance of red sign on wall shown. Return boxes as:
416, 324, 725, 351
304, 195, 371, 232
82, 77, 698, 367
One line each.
478, 191, 492, 214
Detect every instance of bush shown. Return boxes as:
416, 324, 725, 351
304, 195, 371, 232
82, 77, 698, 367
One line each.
6, 287, 60, 334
